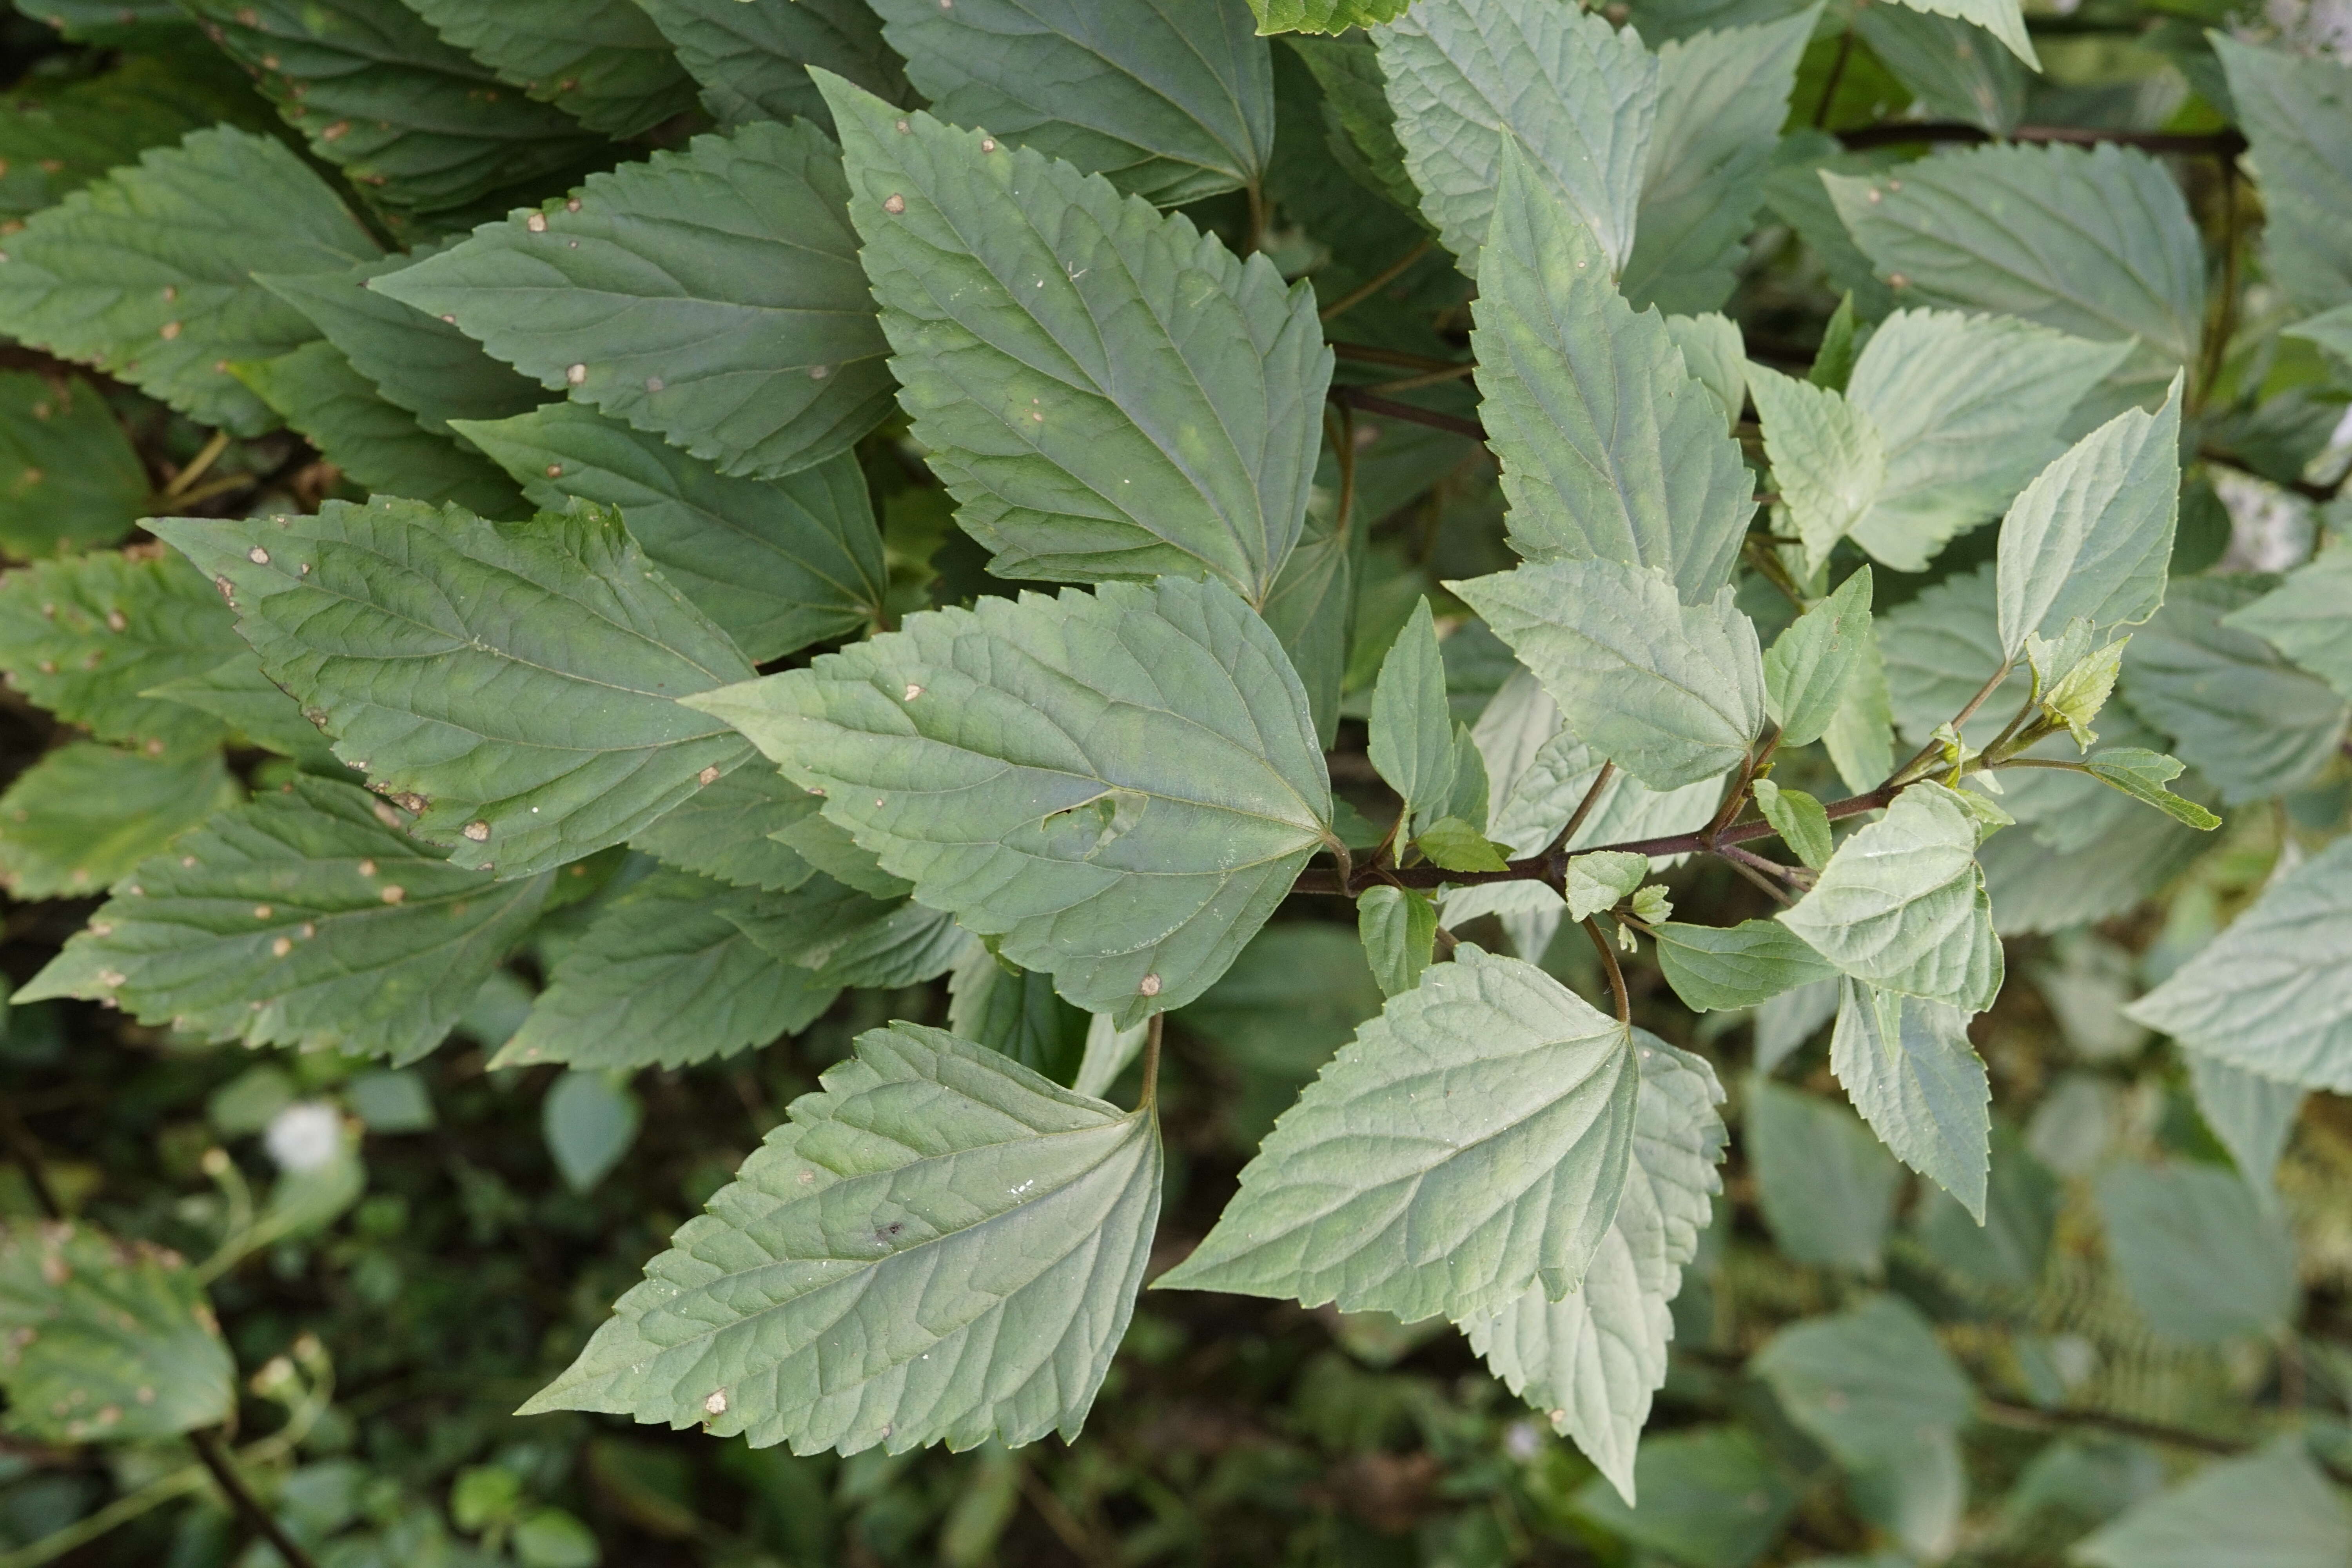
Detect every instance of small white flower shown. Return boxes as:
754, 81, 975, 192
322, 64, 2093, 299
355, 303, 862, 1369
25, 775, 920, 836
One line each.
264, 1102, 343, 1174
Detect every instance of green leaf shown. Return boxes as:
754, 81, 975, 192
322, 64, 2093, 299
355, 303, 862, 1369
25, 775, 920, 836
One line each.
2125, 837, 2352, 1091
2094, 1161, 2298, 1342
0, 53, 267, 221
0, 370, 147, 559
1471, 143, 1753, 603
768, 810, 912, 902
2076, 1440, 2352, 1568
1074, 1012, 1150, 1100
948, 947, 1089, 1085
1884, 0, 2036, 65
1995, 378, 2182, 656
1825, 144, 2205, 377
1287, 31, 1423, 216
1913, 1122, 2056, 1289
1415, 815, 1511, 874
0, 126, 379, 435
626, 765, 821, 893
820, 76, 1328, 605
2121, 577, 2350, 805
152, 497, 758, 880
2220, 543, 2352, 704
867, 0, 1274, 207
1566, 851, 1650, 923
1653, 918, 1836, 1012
403, 0, 699, 136
1357, 885, 1438, 999
1666, 311, 1747, 429
0, 548, 242, 754
1778, 781, 2004, 1013
1374, 0, 1656, 276
687, 577, 1330, 1025
179, 0, 606, 222
728, 877, 974, 991
144, 650, 346, 773
1829, 981, 1990, 1220
1571, 1426, 1798, 1568
1749, 779, 1833, 871
1454, 558, 1764, 792
1748, 366, 1883, 570
1157, 946, 1637, 1319
0, 1221, 235, 1443
495, 872, 839, 1072
1762, 135, 1902, 320
0, 742, 240, 900
18, 777, 551, 1063
1369, 599, 1457, 831
459, 403, 888, 663
1463, 1034, 1725, 1505
635, 0, 909, 133
2188, 1054, 2302, 1198
1745, 1074, 1901, 1272
1763, 566, 1874, 747
1252, 0, 1410, 31
376, 119, 893, 482
1823, 626, 1895, 794
1853, 5, 2025, 135
543, 1071, 641, 1194
1751, 1294, 1972, 1469
2081, 749, 2221, 831
523, 1022, 1162, 1454
2212, 39, 2352, 318
1622, 11, 1815, 314
1756, 976, 1838, 1074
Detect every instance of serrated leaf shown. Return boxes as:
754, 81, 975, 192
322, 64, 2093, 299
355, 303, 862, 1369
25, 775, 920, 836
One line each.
1978, 780, 2209, 936
1374, 0, 1656, 276
1357, 885, 1438, 999
2125, 837, 2352, 1090
1369, 599, 1456, 831
1748, 366, 1883, 570
1471, 143, 1752, 603
2081, 749, 2221, 830
152, 497, 757, 880
1913, 1121, 2056, 1289
866, 0, 1274, 207
1764, 566, 1873, 747
769, 811, 913, 902
0, 549, 242, 753
1745, 1074, 1901, 1272
688, 577, 1330, 1025
17, 776, 550, 1063
2188, 1054, 2302, 1199
1453, 558, 1765, 792
1156, 946, 1638, 1319
0, 53, 269, 220
1824, 626, 1895, 794
2120, 577, 2350, 805
1566, 851, 1649, 923
627, 766, 821, 893
1829, 981, 1990, 1220
1287, 31, 1423, 216
404, 0, 699, 136
948, 947, 1090, 1084
1463, 1034, 1725, 1505
1664, 312, 1746, 430
2095, 1161, 2298, 1343
522, 1022, 1162, 1455
1252, 0, 1411, 31
377, 119, 892, 481
821, 77, 1327, 605
495, 871, 839, 1073
1751, 1294, 1972, 1469
2213, 39, 2352, 318
1886, 0, 2036, 64
636, 0, 908, 132
0, 1221, 235, 1443
0, 126, 378, 434
1995, 378, 2182, 656
2075, 1441, 2352, 1568
1416, 815, 1510, 873
1854, 5, 2025, 134
143, 649, 344, 773
1653, 918, 1836, 1012
1763, 134, 1903, 319
459, 404, 887, 664
0, 742, 240, 900
726, 875, 974, 992
2220, 543, 2352, 704
1778, 781, 2004, 1013
1749, 779, 1832, 871
0, 371, 147, 559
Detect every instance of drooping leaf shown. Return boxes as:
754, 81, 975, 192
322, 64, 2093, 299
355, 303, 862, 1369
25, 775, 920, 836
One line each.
0, 1221, 235, 1443
403, 0, 699, 136
2094, 1161, 2298, 1343
1463, 1034, 1725, 1505
2075, 1441, 2352, 1568
688, 577, 1330, 1024
1368, 598, 1457, 832
1829, 981, 1990, 1220
1750, 1294, 1972, 1469
1357, 885, 1439, 999
0, 371, 147, 559
0, 549, 242, 754
522, 1022, 1163, 1455
1763, 566, 1873, 746
634, 0, 909, 132
1778, 781, 2003, 1013
2220, 544, 2352, 704
1653, 918, 1837, 1012
2081, 749, 2222, 830
543, 1071, 641, 1194
1749, 779, 1832, 871
0, 125, 379, 434
18, 777, 552, 1063
1745, 1074, 1901, 1272
459, 404, 888, 663
1374, 0, 1657, 276
1471, 142, 1753, 603
2187, 1054, 2302, 1198
2212, 39, 2352, 318
375, 118, 894, 481
947, 947, 1091, 1084
152, 498, 758, 880
1158, 946, 1637, 1320
1454, 559, 1764, 792
1748, 366, 1883, 570
820, 75, 1328, 605
0, 742, 240, 899
626, 766, 821, 893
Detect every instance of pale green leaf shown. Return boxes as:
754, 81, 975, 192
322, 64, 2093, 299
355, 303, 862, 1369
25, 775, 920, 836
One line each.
2082, 749, 2221, 831
626, 766, 821, 893
1463, 1034, 1725, 1505
1654, 918, 1836, 1012
686, 577, 1330, 1025
867, 0, 1274, 207
1852, 5, 2025, 134
1453, 559, 1765, 792
1978, 785, 2209, 936
152, 498, 758, 880
1374, 0, 1657, 276
1913, 1122, 2057, 1290
1414, 815, 1512, 874
0, 1221, 235, 1443
17, 777, 551, 1063
144, 650, 345, 773
1357, 884, 1438, 998
1884, 0, 2036, 65
1157, 946, 1637, 1320
2212, 39, 2352, 317
1664, 312, 1746, 431
1748, 366, 1884, 570
728, 876, 976, 992
635, 0, 909, 132
1252, 0, 1410, 31
0, 549, 241, 754
1823, 627, 1895, 794
0, 742, 240, 900
948, 947, 1089, 1084
1755, 977, 1838, 1074
1829, 981, 1990, 1220
1762, 135, 1902, 320
2288, 301, 2352, 368
1745, 1074, 1901, 1272
403, 0, 698, 136
1566, 851, 1649, 923
2075, 1441, 2352, 1568
1074, 1013, 1151, 1101
1572, 1426, 1797, 1568
0, 371, 147, 559
1751, 1295, 1971, 1468
2095, 1161, 2298, 1343
459, 403, 888, 664
375, 119, 893, 481
1878, 561, 2026, 750
1750, 779, 1832, 871
1286, 31, 1423, 216
2187, 1054, 2302, 1198
1763, 566, 1874, 747
0, 125, 378, 434
543, 1072, 641, 1194
769, 810, 913, 902
2220, 543, 2352, 704
1369, 599, 1457, 830
1260, 448, 1359, 749
1778, 781, 2004, 1013
523, 1022, 1162, 1454
1472, 143, 1753, 602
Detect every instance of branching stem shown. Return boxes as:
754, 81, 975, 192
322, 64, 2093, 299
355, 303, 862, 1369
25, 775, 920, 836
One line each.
1584, 917, 1630, 1025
